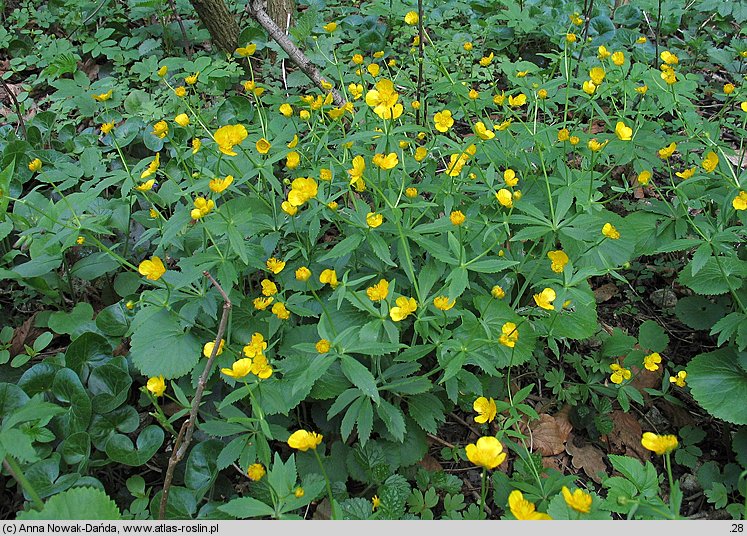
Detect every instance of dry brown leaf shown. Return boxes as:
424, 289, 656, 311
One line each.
565, 434, 607, 484
529, 413, 573, 456
605, 410, 649, 461
726, 153, 746, 169
418, 454, 443, 473
630, 364, 662, 392
594, 283, 619, 303
10, 312, 40, 357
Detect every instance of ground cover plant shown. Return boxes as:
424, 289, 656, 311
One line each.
1, 0, 747, 521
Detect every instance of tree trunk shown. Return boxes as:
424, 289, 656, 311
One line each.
267, 0, 295, 30
189, 0, 239, 53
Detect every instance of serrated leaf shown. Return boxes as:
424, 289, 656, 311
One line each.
17, 487, 121, 520
340, 355, 379, 403
678, 256, 747, 295
130, 308, 201, 379
674, 295, 726, 330
376, 399, 405, 442
638, 320, 669, 353
687, 348, 747, 424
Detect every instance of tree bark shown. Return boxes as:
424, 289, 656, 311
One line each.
189, 0, 240, 53
267, 0, 295, 29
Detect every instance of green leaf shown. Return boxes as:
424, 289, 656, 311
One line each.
48, 303, 96, 338
95, 303, 130, 337
638, 320, 669, 353
105, 425, 165, 466
87, 357, 132, 413
0, 160, 14, 216
465, 258, 519, 273
674, 295, 726, 331
219, 496, 275, 519
678, 256, 747, 295
52, 369, 91, 435
340, 355, 379, 403
185, 439, 224, 492
64, 332, 112, 375
376, 399, 406, 442
70, 252, 120, 280
318, 234, 364, 262
687, 348, 747, 425
17, 487, 121, 520
130, 308, 201, 379
60, 432, 91, 465
407, 393, 445, 434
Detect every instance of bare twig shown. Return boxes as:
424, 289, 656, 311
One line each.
247, 0, 345, 107
0, 78, 27, 140
282, 12, 290, 94
448, 412, 481, 438
427, 433, 455, 449
167, 0, 193, 60
159, 271, 232, 519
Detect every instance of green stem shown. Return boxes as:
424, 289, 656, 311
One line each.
4, 456, 44, 511
313, 448, 337, 520
480, 469, 488, 517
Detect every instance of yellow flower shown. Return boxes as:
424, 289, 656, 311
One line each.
742, 101, 747, 113
641, 432, 678, 455
146, 376, 166, 397
221, 358, 252, 379
366, 212, 383, 228
246, 463, 265, 481
348, 155, 366, 192
140, 153, 160, 179
414, 146, 428, 162
463, 42, 473, 51
479, 52, 494, 66
372, 152, 399, 170
288, 177, 318, 207
365, 78, 403, 120
266, 257, 286, 274
214, 124, 248, 156
285, 151, 300, 169
190, 197, 215, 220
299, 110, 311, 120
537, 89, 548, 99
496, 188, 513, 208
658, 142, 677, 159
373, 51, 384, 59
660, 65, 677, 85
261, 279, 278, 297
468, 88, 479, 99
644, 352, 662, 371
255, 137, 271, 154
372, 495, 381, 511
602, 222, 620, 239
152, 120, 168, 139
670, 370, 687, 387
192, 138, 201, 154
569, 135, 580, 145
609, 363, 631, 384
637, 170, 652, 185
473, 396, 496, 423
135, 179, 155, 192
319, 168, 332, 181
499, 322, 518, 348
570, 11, 583, 25
250, 353, 273, 379
732, 191, 747, 210
533, 288, 556, 310
101, 122, 114, 134
566, 33, 577, 43
702, 151, 718, 172
589, 66, 605, 85
209, 175, 233, 193
636, 85, 648, 95
433, 296, 456, 311
320, 79, 333, 91
294, 487, 305, 498
558, 128, 570, 142
316, 339, 331, 353
449, 211, 466, 226
561, 486, 592, 514
508, 490, 552, 520
504, 169, 518, 187
474, 121, 495, 140
491, 285, 505, 299
508, 93, 527, 107
76, 236, 85, 245
389, 296, 417, 321
597, 45, 611, 59
174, 86, 186, 97
676, 167, 696, 180
242, 333, 267, 358
323, 21, 337, 32
352, 53, 364, 65
28, 158, 42, 172
138, 256, 166, 281
279, 103, 293, 117
636, 36, 647, 44
465, 436, 506, 470
254, 297, 274, 310
588, 138, 608, 152
272, 302, 290, 320
235, 43, 257, 57
157, 65, 168, 77
281, 201, 297, 216
287, 430, 323, 451
404, 11, 418, 24
184, 72, 199, 85
611, 51, 625, 66
615, 121, 632, 141
92, 89, 113, 102
174, 113, 190, 127
203, 339, 225, 358
366, 279, 389, 301
434, 109, 454, 132
320, 269, 338, 289
405, 187, 418, 198
582, 80, 597, 95
548, 250, 569, 273
296, 266, 311, 281
661, 50, 679, 65
493, 92, 506, 106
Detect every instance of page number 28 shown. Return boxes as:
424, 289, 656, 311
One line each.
732, 524, 743, 532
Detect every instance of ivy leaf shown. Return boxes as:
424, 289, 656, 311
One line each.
105, 425, 164, 466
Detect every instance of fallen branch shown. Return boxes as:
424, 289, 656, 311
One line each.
0, 78, 27, 140
159, 271, 232, 520
247, 0, 345, 107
